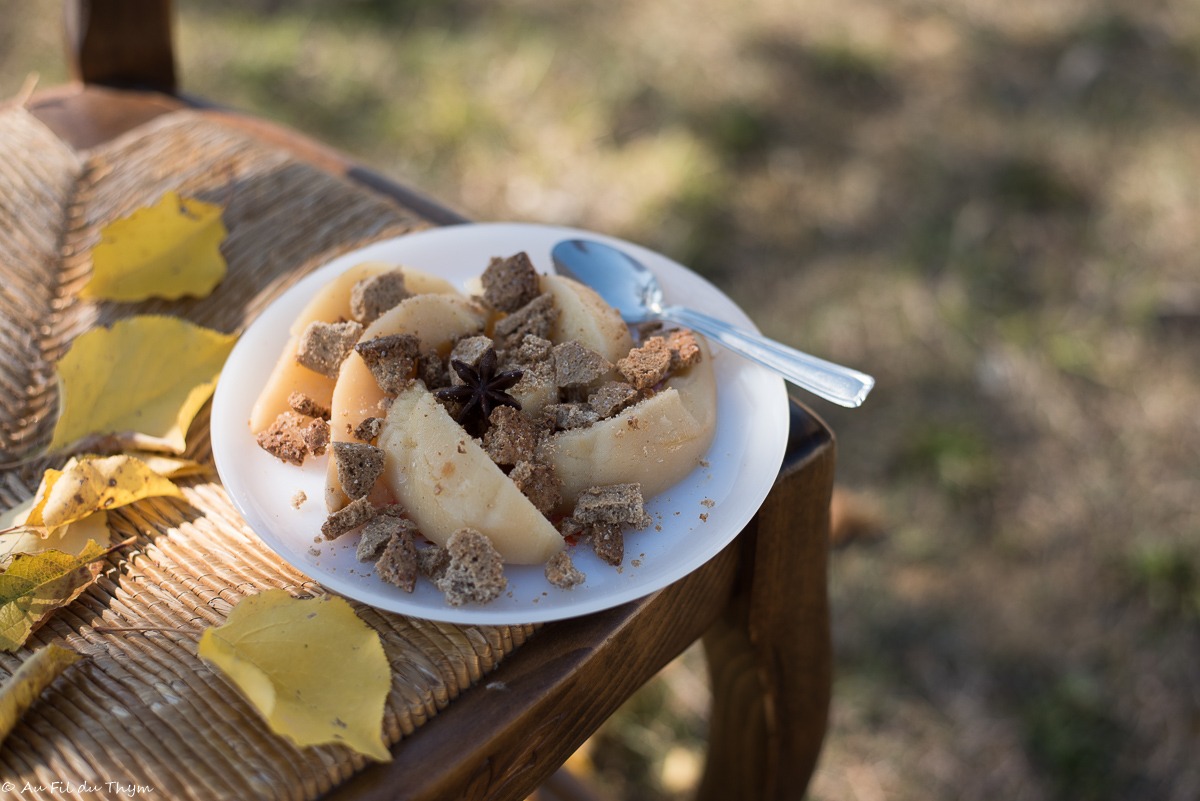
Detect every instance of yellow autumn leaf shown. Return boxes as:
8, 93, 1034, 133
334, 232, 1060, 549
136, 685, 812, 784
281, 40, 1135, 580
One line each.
23, 454, 182, 532
0, 644, 83, 747
0, 540, 108, 651
198, 591, 392, 761
49, 316, 238, 454
0, 511, 109, 566
81, 191, 228, 302
124, 452, 210, 479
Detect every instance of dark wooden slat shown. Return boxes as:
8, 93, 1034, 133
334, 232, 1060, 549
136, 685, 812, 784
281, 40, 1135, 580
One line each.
66, 0, 177, 92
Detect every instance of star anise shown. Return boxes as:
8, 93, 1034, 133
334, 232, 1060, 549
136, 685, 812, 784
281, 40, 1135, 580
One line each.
433, 347, 523, 433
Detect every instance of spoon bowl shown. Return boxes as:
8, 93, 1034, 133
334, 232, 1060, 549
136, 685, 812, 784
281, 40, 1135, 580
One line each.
551, 238, 875, 408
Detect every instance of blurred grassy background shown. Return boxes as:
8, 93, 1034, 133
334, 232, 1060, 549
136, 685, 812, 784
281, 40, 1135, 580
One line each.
4, 1, 1200, 799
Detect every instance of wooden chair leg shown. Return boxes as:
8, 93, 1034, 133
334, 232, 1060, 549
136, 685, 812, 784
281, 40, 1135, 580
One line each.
699, 404, 834, 801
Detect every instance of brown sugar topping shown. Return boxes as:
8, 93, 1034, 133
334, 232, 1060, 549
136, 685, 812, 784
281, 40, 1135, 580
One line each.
482, 251, 541, 313
351, 270, 410, 325
545, 551, 586, 589
296, 320, 363, 378
355, 333, 422, 394
616, 336, 672, 390
551, 341, 612, 388
333, 441, 385, 500
435, 528, 509, 606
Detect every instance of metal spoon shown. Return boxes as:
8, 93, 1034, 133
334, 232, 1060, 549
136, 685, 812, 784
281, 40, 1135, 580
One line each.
551, 239, 875, 408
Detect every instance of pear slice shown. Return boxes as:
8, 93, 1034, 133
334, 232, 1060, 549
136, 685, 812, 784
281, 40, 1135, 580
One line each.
325, 293, 487, 510
540, 274, 633, 363
250, 262, 459, 432
378, 383, 564, 565
547, 342, 717, 507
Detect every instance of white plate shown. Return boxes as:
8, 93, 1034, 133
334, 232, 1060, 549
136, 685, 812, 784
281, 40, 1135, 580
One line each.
211, 222, 788, 624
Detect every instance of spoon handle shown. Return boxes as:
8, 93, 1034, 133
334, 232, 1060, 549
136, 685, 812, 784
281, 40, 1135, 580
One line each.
658, 304, 875, 407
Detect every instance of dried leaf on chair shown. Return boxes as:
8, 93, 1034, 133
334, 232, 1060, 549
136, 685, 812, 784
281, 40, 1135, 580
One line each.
81, 191, 228, 302
0, 541, 109, 652
198, 590, 393, 761
48, 315, 237, 454
0, 644, 84, 746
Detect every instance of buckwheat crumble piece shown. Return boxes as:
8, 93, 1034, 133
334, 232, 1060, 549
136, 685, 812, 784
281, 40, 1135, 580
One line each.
354, 416, 385, 443
356, 514, 417, 562
417, 544, 450, 579
545, 402, 600, 431
545, 551, 585, 589
256, 412, 311, 465
355, 333, 422, 394
288, 391, 331, 420
509, 459, 562, 516
482, 251, 541, 313
664, 329, 702, 370
376, 527, 420, 592
448, 335, 496, 384
573, 483, 652, 530
350, 270, 410, 324
321, 496, 376, 540
302, 417, 331, 456
435, 528, 508, 606
551, 341, 612, 388
507, 334, 554, 366
333, 442, 385, 500
616, 336, 672, 390
296, 320, 363, 378
588, 381, 639, 419
494, 293, 559, 350
483, 406, 538, 466
415, 347, 447, 389
590, 522, 625, 566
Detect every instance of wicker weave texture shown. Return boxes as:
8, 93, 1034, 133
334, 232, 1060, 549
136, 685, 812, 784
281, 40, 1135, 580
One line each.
0, 107, 536, 800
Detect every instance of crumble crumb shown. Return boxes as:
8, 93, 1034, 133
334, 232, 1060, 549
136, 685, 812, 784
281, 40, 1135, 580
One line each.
493, 293, 559, 350
573, 483, 652, 529
436, 528, 508, 606
288, 391, 331, 420
355, 333, 422, 394
545, 402, 600, 430
545, 551, 585, 589
356, 514, 417, 562
303, 418, 330, 456
590, 522, 624, 566
448, 335, 496, 382
417, 544, 450, 580
296, 320, 363, 378
483, 405, 539, 466
291, 490, 307, 509
551, 341, 612, 388
482, 252, 541, 313
665, 329, 702, 370
376, 527, 419, 592
354, 416, 385, 443
506, 334, 553, 365
351, 270, 409, 324
616, 336, 672, 390
256, 412, 310, 465
333, 442, 385, 500
321, 496, 376, 540
588, 381, 639, 418
509, 459, 562, 516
